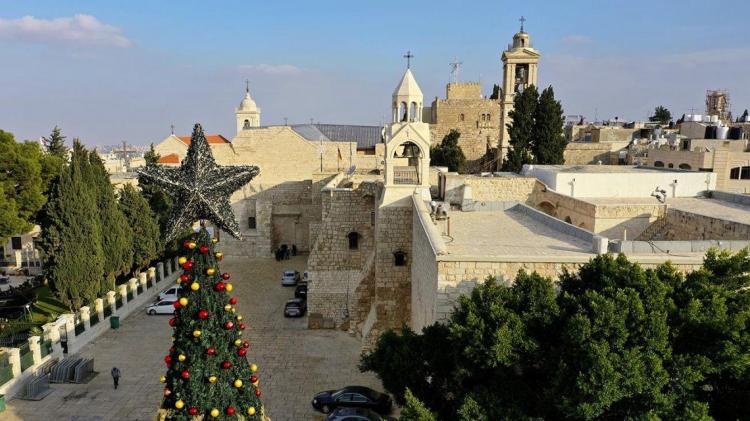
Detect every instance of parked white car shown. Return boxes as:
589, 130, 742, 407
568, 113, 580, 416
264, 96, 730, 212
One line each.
159, 285, 182, 301
281, 270, 301, 286
146, 299, 175, 315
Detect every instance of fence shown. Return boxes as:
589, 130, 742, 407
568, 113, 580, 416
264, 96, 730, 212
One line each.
115, 294, 123, 309
40, 339, 52, 358
0, 354, 12, 387
103, 303, 113, 318
74, 321, 84, 336
90, 313, 99, 327
19, 343, 34, 372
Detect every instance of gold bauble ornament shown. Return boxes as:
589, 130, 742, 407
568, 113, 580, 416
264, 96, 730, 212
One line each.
188, 241, 197, 249
190, 282, 200, 291
159, 375, 166, 383
178, 256, 187, 265
178, 354, 186, 362
234, 379, 243, 388
252, 379, 259, 387
250, 363, 258, 372
231, 308, 236, 313
175, 400, 185, 409
215, 252, 223, 259
192, 329, 201, 337
224, 304, 232, 311
247, 406, 256, 416
225, 283, 234, 292
210, 408, 220, 417
206, 268, 216, 276
208, 375, 217, 384
234, 339, 242, 347
179, 297, 188, 306
237, 315, 243, 321
212, 238, 219, 244
176, 279, 182, 285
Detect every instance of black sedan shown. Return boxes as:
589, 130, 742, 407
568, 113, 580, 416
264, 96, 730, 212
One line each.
312, 386, 392, 415
294, 281, 307, 299
283, 298, 307, 317
326, 407, 383, 421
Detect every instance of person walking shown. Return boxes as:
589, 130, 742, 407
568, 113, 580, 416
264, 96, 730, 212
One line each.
111, 366, 121, 389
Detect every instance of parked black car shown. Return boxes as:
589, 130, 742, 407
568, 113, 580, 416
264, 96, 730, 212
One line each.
326, 407, 383, 421
283, 298, 307, 317
312, 386, 392, 415
294, 281, 307, 299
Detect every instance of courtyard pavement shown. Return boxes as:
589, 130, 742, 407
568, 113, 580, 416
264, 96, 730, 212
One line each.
4, 255, 383, 421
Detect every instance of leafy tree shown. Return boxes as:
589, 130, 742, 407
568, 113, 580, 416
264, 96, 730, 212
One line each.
0, 130, 45, 242
430, 130, 466, 172
119, 183, 161, 273
489, 84, 500, 100
502, 85, 538, 172
361, 252, 750, 420
399, 389, 437, 421
650, 105, 673, 125
89, 151, 133, 290
43, 126, 68, 159
144, 143, 160, 165
532, 86, 567, 165
40, 140, 105, 309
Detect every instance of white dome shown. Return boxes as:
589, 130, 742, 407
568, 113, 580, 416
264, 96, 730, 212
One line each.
238, 91, 257, 111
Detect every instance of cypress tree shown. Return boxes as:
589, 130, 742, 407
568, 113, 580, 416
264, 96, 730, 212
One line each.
502, 85, 538, 172
40, 141, 105, 309
139, 145, 174, 237
89, 150, 133, 291
120, 183, 161, 273
533, 86, 567, 165
43, 126, 68, 159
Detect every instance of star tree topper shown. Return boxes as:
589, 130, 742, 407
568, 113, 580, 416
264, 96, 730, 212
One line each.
137, 123, 259, 240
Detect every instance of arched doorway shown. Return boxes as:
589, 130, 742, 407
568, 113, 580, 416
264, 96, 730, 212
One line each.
537, 201, 557, 217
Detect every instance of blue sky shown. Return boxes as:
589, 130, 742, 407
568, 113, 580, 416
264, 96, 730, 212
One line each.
1, 0, 748, 146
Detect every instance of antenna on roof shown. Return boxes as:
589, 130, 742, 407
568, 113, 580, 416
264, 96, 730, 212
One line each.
449, 58, 462, 83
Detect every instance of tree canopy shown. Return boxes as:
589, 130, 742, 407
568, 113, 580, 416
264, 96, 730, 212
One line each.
43, 126, 68, 159
119, 183, 161, 273
362, 251, 750, 420
502, 85, 538, 172
532, 86, 567, 165
650, 106, 673, 125
430, 130, 466, 172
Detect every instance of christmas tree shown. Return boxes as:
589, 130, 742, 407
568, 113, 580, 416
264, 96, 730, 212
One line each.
138, 124, 263, 420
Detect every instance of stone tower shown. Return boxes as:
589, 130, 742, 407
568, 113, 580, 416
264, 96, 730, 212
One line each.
499, 22, 540, 162
236, 84, 261, 134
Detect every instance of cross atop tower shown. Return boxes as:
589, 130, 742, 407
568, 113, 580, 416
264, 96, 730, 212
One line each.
403, 51, 414, 69
170, 124, 175, 135
449, 58, 463, 83
519, 16, 526, 32
245, 79, 250, 93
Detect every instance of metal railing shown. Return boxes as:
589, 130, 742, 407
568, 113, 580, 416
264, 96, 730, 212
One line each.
0, 364, 12, 386
20, 343, 34, 371
126, 291, 133, 301
74, 322, 84, 336
103, 304, 113, 318
115, 295, 123, 309
90, 313, 99, 326
40, 339, 52, 358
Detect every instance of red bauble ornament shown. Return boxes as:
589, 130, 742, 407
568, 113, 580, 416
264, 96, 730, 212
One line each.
250, 375, 258, 383
169, 318, 177, 327
199, 245, 209, 254
221, 272, 231, 280
207, 347, 216, 356
180, 274, 190, 283
173, 301, 182, 310
183, 240, 192, 249
243, 340, 250, 348
229, 297, 237, 305
183, 261, 194, 270
239, 323, 246, 330
255, 389, 262, 397
188, 407, 199, 415
226, 406, 235, 416
221, 361, 232, 369
198, 309, 209, 320
224, 321, 234, 330
164, 355, 172, 364
237, 348, 247, 357
214, 282, 226, 292
181, 370, 190, 379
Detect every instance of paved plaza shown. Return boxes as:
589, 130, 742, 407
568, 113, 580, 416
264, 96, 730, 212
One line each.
5, 255, 382, 421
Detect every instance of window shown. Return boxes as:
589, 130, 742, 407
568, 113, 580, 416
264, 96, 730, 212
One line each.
394, 251, 407, 266
11, 237, 22, 250
487, 113, 491, 121
347, 232, 359, 250
653, 161, 664, 168
668, 163, 674, 168
248, 217, 257, 230
730, 167, 740, 179
733, 166, 750, 180
678, 163, 692, 170
370, 210, 375, 226
243, 119, 251, 130
350, 394, 368, 403
459, 114, 465, 122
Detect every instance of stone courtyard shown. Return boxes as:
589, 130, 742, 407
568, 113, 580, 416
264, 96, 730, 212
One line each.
4, 256, 381, 421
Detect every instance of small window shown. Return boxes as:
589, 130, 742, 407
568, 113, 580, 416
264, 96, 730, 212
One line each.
654, 161, 665, 168
243, 119, 251, 130
678, 163, 691, 170
370, 210, 375, 226
248, 217, 257, 229
459, 114, 465, 122
11, 237, 22, 250
742, 166, 750, 180
668, 163, 674, 168
394, 251, 407, 266
487, 113, 491, 121
730, 167, 740, 179
347, 232, 359, 250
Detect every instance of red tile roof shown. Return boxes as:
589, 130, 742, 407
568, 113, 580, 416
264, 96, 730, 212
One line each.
177, 135, 230, 145
158, 153, 180, 164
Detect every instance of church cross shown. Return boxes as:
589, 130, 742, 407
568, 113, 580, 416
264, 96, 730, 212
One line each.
245, 79, 250, 93
519, 16, 526, 32
403, 51, 414, 69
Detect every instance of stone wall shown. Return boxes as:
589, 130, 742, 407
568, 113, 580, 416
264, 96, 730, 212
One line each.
410, 195, 447, 332
439, 173, 539, 206
638, 208, 750, 241
564, 142, 619, 165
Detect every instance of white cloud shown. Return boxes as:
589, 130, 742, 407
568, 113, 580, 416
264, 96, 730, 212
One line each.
0, 14, 132, 48
562, 35, 593, 46
237, 63, 304, 75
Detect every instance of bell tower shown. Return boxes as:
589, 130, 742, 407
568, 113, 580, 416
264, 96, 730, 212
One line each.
499, 17, 540, 163
236, 80, 261, 134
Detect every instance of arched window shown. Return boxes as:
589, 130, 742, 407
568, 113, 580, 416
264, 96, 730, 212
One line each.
410, 102, 417, 122
243, 119, 251, 130
459, 113, 465, 122
394, 251, 407, 267
481, 114, 486, 122
564, 216, 572, 224
653, 161, 665, 168
678, 163, 692, 170
668, 163, 674, 168
400, 102, 408, 122
487, 113, 491, 121
347, 232, 359, 250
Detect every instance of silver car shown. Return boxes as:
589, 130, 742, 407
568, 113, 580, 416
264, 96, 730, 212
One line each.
281, 270, 300, 286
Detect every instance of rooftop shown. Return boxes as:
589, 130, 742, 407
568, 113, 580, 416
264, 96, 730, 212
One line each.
668, 197, 750, 226
178, 134, 230, 145
528, 165, 690, 174
290, 124, 382, 150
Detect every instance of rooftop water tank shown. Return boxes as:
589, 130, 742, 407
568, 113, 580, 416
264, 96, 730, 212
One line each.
710, 115, 719, 123
717, 125, 729, 140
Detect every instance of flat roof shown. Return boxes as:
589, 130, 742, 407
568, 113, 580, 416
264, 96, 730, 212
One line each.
668, 197, 750, 226
444, 209, 594, 259
529, 165, 689, 174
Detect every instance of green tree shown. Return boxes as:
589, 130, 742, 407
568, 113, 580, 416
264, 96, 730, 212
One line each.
160, 228, 263, 419
144, 143, 160, 165
119, 183, 161, 273
0, 130, 45, 242
138, 146, 174, 239
89, 151, 133, 291
502, 85, 538, 172
430, 130, 466, 172
489, 84, 500, 100
39, 140, 105, 309
650, 105, 673, 125
532, 86, 567, 165
43, 126, 68, 159
400, 389, 437, 421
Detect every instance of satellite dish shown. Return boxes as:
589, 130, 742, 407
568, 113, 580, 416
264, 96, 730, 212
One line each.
346, 165, 357, 176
